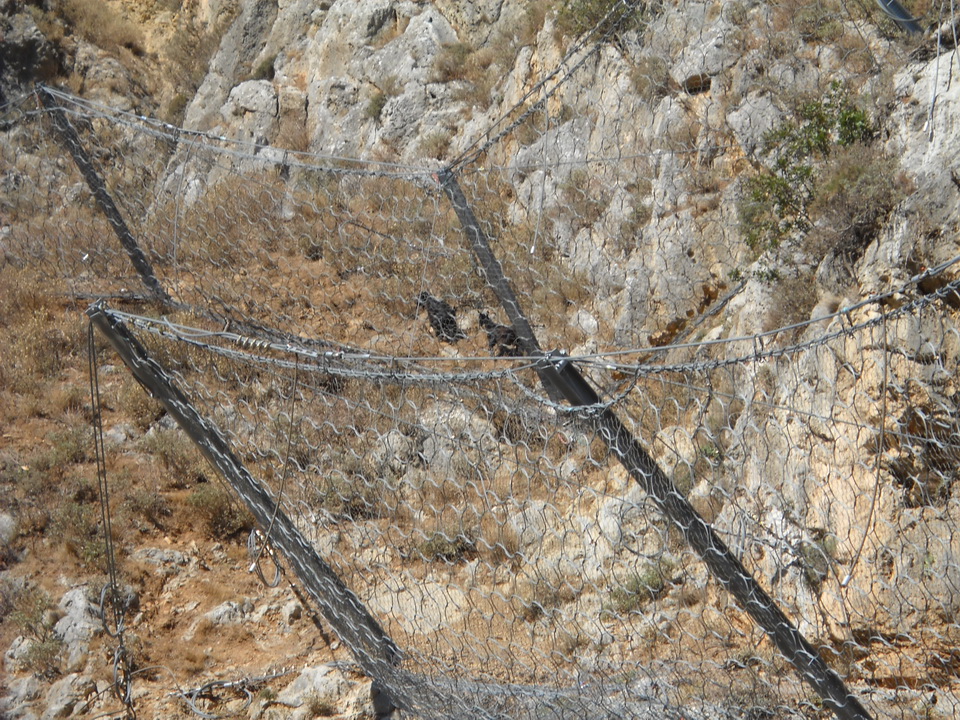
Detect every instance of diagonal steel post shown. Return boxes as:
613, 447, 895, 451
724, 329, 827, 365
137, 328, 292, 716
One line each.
38, 86, 170, 303
437, 169, 874, 720
86, 304, 404, 688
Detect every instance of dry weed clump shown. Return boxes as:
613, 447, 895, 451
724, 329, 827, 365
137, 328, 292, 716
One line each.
186, 483, 254, 538
123, 486, 172, 531
52, 497, 105, 568
10, 309, 74, 384
602, 558, 676, 616
140, 428, 207, 488
59, 0, 145, 55
119, 377, 165, 431
630, 56, 672, 104
3, 582, 65, 678
429, 3, 550, 106
516, 564, 579, 622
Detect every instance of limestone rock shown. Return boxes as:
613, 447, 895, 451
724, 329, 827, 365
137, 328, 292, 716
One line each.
277, 663, 356, 717
4, 635, 32, 674
204, 598, 254, 625
52, 588, 100, 672
0, 674, 41, 719
0, 10, 60, 103
0, 511, 16, 545
40, 674, 96, 720
726, 92, 783, 159
131, 546, 189, 574
223, 79, 278, 117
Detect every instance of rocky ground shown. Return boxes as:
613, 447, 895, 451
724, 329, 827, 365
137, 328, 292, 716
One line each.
4, 0, 960, 719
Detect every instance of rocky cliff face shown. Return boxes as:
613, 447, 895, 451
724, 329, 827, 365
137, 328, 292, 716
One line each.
4, 0, 960, 718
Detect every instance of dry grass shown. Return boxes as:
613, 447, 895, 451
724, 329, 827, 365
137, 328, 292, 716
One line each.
59, 0, 145, 55
187, 483, 255, 538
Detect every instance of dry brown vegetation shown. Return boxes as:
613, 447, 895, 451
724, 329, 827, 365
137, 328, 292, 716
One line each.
5, 0, 958, 715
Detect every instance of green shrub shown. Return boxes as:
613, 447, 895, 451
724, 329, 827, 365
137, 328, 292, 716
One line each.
32, 426, 90, 474
187, 484, 253, 538
250, 54, 277, 81
314, 469, 386, 520
366, 91, 388, 121
739, 82, 878, 252
6, 583, 65, 677
52, 498, 105, 567
125, 487, 172, 529
604, 560, 675, 614
165, 93, 189, 125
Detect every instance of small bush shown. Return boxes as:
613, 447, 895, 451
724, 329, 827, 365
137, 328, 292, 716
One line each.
165, 93, 189, 124
120, 378, 165, 431
418, 531, 475, 563
305, 692, 337, 717
250, 54, 277, 81
125, 488, 172, 530
739, 82, 878, 253
794, 4, 843, 42
432, 42, 474, 83
52, 499, 105, 567
366, 91, 388, 121
630, 55, 671, 103
22, 636, 66, 678
13, 310, 71, 380
766, 270, 819, 332
141, 428, 206, 487
315, 470, 386, 520
50, 385, 88, 417
604, 560, 675, 615
560, 168, 608, 232
60, 0, 145, 55
518, 566, 578, 622
32, 426, 90, 474
7, 583, 65, 677
421, 130, 452, 160
798, 536, 835, 591
187, 484, 253, 538
555, 0, 650, 39
806, 146, 908, 263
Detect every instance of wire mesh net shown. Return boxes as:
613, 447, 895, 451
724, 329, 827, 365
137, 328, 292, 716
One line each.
2, 1, 959, 718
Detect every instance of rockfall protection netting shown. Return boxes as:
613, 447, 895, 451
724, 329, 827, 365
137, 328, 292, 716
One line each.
3, 2, 960, 719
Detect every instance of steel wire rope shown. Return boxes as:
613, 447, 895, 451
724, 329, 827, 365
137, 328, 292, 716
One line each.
171, 667, 297, 719
114, 314, 551, 493
101, 263, 960, 439
247, 358, 300, 588
38, 85, 429, 179
0, 87, 37, 118
557, 252, 960, 366
573, 278, 960, 375
41, 99, 426, 181
604, 367, 947, 455
112, 308, 544, 380
470, 143, 744, 174
529, 101, 550, 255
88, 321, 136, 718
34, 83, 744, 188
